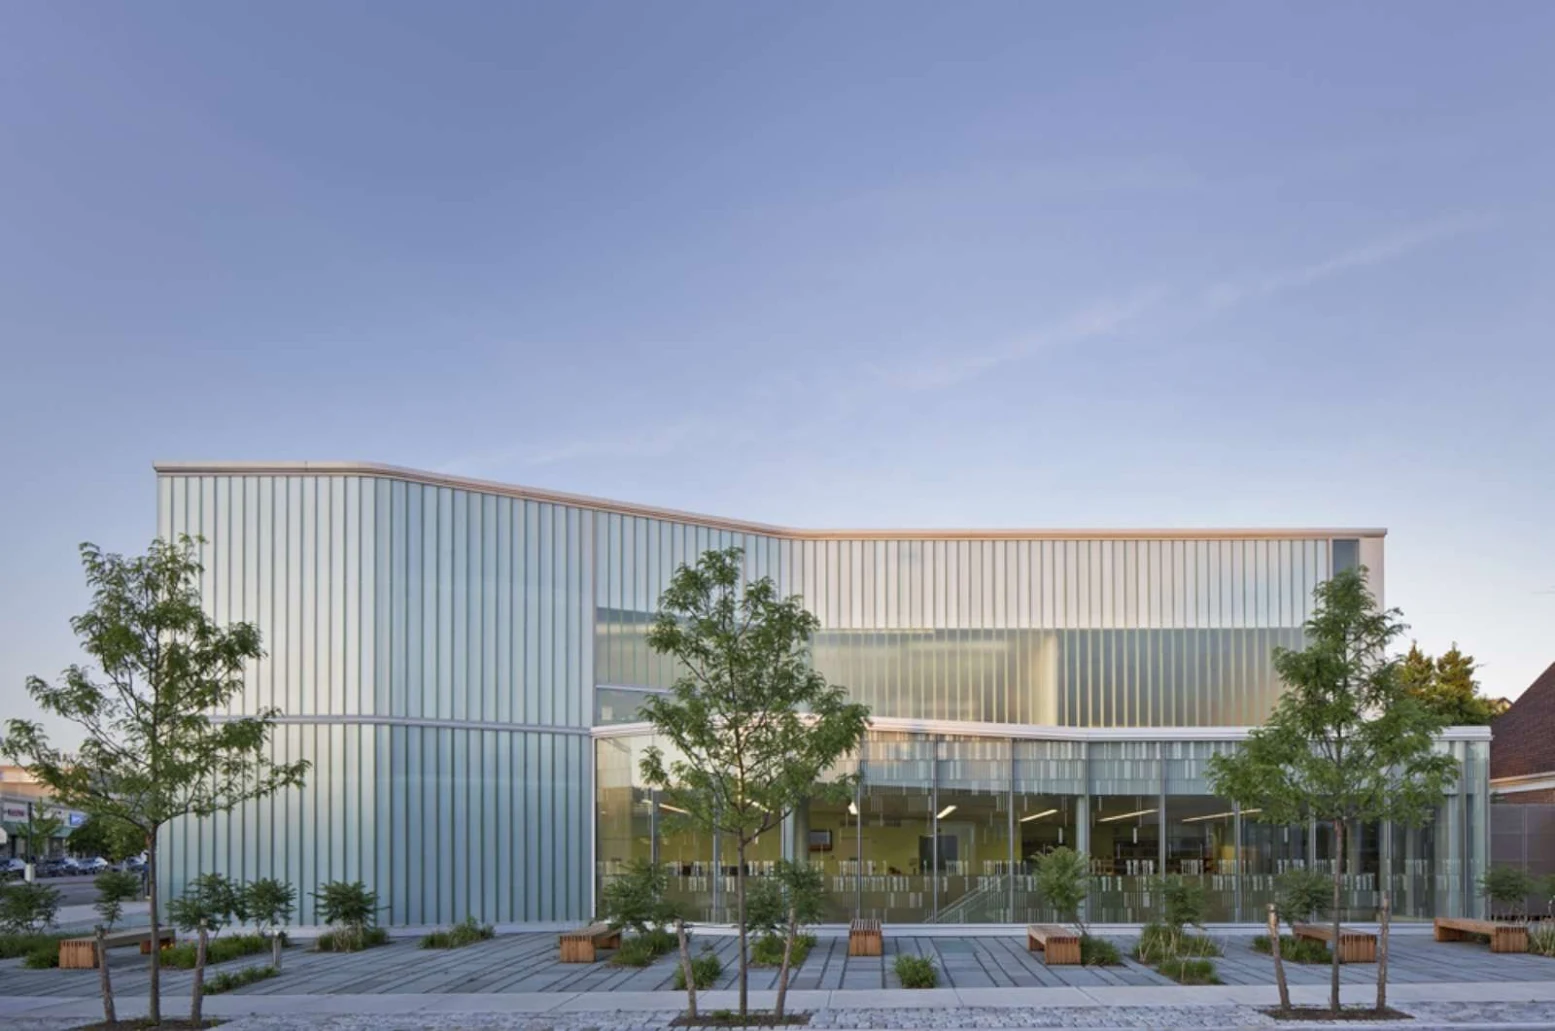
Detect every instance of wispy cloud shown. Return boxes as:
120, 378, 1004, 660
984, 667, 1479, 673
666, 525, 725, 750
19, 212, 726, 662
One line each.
871, 287, 1170, 392
1203, 213, 1495, 311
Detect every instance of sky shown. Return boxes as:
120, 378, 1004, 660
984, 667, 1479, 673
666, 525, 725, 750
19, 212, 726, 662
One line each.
2, 2, 1553, 748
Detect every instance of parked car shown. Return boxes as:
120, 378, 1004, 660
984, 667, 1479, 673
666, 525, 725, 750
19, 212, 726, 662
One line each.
35, 857, 72, 877
75, 856, 109, 873
114, 856, 146, 873
1, 857, 26, 879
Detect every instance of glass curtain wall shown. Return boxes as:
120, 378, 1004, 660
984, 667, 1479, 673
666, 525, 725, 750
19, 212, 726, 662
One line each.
935, 737, 1011, 922
596, 731, 1480, 923
858, 732, 934, 922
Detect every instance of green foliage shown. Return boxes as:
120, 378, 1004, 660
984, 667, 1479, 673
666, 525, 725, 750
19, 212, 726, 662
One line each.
418, 916, 494, 949
168, 873, 247, 936
1033, 847, 1089, 928
1079, 935, 1120, 966
1401, 643, 1499, 726
0, 932, 68, 959
161, 933, 270, 969
0, 536, 310, 1024
1156, 957, 1220, 985
25, 812, 65, 853
244, 878, 297, 936
1253, 934, 1332, 964
1135, 921, 1219, 963
1159, 877, 1207, 932
600, 858, 679, 934
893, 953, 938, 988
311, 880, 379, 950
202, 964, 278, 994
744, 862, 828, 937
68, 815, 144, 863
1274, 868, 1331, 930
1479, 866, 1536, 917
23, 942, 60, 968
314, 926, 389, 952
673, 950, 723, 989
1206, 569, 1458, 1013
1529, 925, 1555, 958
637, 547, 870, 1012
611, 935, 662, 967
1207, 570, 1458, 832
0, 880, 62, 933
93, 870, 142, 930
751, 932, 816, 967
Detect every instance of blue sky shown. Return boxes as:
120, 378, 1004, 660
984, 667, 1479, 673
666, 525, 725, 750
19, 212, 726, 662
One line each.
3, 2, 1553, 745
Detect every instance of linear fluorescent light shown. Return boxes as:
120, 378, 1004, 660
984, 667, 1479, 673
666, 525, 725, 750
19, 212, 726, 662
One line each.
1181, 808, 1259, 824
1020, 809, 1059, 823
848, 802, 859, 816
936, 805, 957, 819
659, 803, 689, 815
1097, 808, 1157, 823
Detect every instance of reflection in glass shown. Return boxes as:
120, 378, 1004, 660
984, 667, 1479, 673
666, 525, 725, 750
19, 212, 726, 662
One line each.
1091, 795, 1161, 922
1242, 818, 1310, 922
859, 733, 933, 922
1164, 796, 1237, 921
935, 737, 1011, 922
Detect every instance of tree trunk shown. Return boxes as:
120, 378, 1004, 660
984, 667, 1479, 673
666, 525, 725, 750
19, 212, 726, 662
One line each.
676, 918, 698, 1019
1329, 820, 1344, 1014
272, 929, 283, 970
191, 919, 208, 1026
775, 903, 797, 1020
146, 830, 161, 1025
95, 925, 116, 1026
1267, 904, 1290, 1012
736, 839, 748, 1018
1376, 891, 1390, 1013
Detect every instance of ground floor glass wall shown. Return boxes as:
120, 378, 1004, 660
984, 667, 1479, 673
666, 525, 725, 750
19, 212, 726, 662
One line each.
595, 731, 1487, 924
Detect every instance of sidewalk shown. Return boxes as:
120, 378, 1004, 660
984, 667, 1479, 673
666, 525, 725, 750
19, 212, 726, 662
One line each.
8, 979, 1555, 1022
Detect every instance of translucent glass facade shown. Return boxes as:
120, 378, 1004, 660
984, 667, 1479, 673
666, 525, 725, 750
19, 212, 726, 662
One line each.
155, 463, 1483, 926
602, 729, 1490, 924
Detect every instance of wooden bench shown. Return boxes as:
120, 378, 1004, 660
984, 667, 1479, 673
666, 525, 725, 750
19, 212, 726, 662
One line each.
1026, 923, 1081, 965
1434, 917, 1528, 954
849, 917, 883, 957
59, 928, 176, 970
558, 922, 621, 963
1293, 922, 1377, 963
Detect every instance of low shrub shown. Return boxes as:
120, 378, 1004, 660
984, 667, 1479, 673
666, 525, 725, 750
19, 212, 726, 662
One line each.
1156, 957, 1221, 985
894, 953, 938, 989
1135, 922, 1220, 963
203, 964, 278, 995
673, 951, 723, 990
750, 932, 816, 968
1252, 934, 1330, 964
640, 926, 678, 956
0, 933, 68, 960
612, 935, 660, 967
0, 881, 61, 934
1530, 925, 1555, 958
314, 926, 389, 952
162, 932, 270, 969
23, 942, 59, 969
418, 916, 494, 949
1079, 935, 1121, 966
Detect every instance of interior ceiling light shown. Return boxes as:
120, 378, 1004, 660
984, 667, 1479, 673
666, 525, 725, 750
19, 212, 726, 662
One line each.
1019, 808, 1059, 823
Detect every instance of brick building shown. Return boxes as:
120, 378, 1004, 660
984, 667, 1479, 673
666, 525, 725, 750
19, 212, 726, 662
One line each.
1490, 661, 1555, 803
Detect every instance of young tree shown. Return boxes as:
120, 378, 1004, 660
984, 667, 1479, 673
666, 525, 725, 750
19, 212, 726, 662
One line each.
743, 860, 827, 1020
1033, 846, 1090, 934
93, 870, 142, 931
69, 815, 144, 864
640, 547, 870, 1019
245, 877, 297, 967
1479, 866, 1536, 921
1209, 568, 1458, 1015
26, 811, 64, 860
1, 536, 309, 1025
1400, 642, 1498, 726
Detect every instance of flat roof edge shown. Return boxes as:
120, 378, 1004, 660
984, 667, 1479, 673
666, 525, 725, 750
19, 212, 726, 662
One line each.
153, 461, 1387, 541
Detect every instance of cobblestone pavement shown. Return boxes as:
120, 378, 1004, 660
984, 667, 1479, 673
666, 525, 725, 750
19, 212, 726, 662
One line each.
3, 931, 1551, 999
11, 1001, 1555, 1031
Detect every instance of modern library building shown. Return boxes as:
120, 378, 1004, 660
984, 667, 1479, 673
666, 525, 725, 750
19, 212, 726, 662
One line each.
155, 462, 1490, 928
